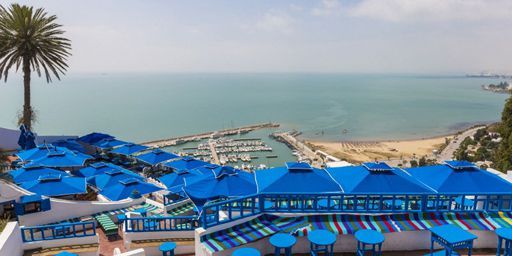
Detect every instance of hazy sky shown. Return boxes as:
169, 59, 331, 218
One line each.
7, 0, 512, 74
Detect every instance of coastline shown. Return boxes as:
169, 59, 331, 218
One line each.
303, 124, 491, 163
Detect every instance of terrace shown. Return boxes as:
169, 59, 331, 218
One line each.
2, 132, 512, 255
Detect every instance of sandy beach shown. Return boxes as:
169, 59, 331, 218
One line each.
307, 135, 453, 163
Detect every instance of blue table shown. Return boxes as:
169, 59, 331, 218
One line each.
318, 199, 337, 209
134, 208, 148, 217
496, 228, 512, 255
159, 241, 176, 256
427, 224, 477, 256
117, 214, 126, 225
308, 229, 337, 256
270, 233, 296, 256
355, 229, 385, 256
232, 247, 261, 256
55, 252, 78, 256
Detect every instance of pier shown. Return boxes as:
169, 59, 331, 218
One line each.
141, 122, 279, 148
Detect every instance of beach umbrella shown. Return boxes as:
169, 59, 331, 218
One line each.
99, 178, 163, 201
17, 125, 26, 150
52, 139, 87, 153
183, 166, 257, 211
109, 143, 148, 156
17, 125, 36, 150
93, 138, 129, 150
78, 132, 114, 144
87, 168, 143, 190
135, 149, 179, 166
24, 150, 92, 168
77, 162, 128, 178
20, 174, 87, 197
254, 162, 343, 194
163, 156, 209, 172
326, 162, 434, 194
405, 160, 512, 194
9, 166, 70, 184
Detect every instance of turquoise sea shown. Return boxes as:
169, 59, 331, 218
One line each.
0, 73, 508, 143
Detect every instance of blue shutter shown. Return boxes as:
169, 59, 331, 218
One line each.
15, 203, 25, 216
40, 198, 51, 211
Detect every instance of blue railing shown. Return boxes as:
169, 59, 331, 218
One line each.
21, 222, 96, 242
124, 216, 199, 232
200, 193, 512, 228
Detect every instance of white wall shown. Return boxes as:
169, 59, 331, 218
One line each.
22, 234, 99, 251
0, 222, 23, 256
196, 229, 498, 256
0, 180, 30, 204
18, 197, 145, 226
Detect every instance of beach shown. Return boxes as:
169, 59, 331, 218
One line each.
307, 135, 453, 163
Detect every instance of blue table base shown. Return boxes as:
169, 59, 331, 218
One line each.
310, 243, 334, 256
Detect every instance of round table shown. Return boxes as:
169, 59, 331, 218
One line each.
308, 229, 337, 256
232, 247, 261, 256
269, 233, 296, 256
355, 229, 385, 256
496, 228, 512, 255
159, 241, 176, 256
117, 214, 126, 224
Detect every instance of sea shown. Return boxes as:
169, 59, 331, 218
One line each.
0, 73, 508, 166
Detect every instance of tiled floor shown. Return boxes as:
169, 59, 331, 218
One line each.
97, 228, 125, 256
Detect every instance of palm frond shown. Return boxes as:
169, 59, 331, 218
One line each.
0, 3, 71, 82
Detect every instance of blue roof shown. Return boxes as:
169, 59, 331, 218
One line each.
362, 162, 394, 172
444, 160, 476, 170
24, 150, 92, 168
163, 157, 209, 172
10, 166, 70, 184
78, 132, 114, 144
184, 167, 257, 209
93, 138, 129, 149
255, 162, 342, 194
20, 175, 87, 196
109, 143, 148, 156
77, 162, 128, 178
99, 178, 162, 201
16, 144, 61, 161
405, 162, 512, 194
87, 168, 143, 190
52, 139, 87, 154
326, 164, 434, 194
158, 168, 205, 189
135, 149, 179, 165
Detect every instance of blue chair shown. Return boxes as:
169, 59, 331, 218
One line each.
496, 228, 512, 256
355, 229, 385, 256
159, 242, 176, 256
232, 247, 261, 256
270, 233, 296, 256
308, 229, 336, 256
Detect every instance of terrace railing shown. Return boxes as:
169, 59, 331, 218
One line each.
21, 222, 96, 242
200, 193, 512, 228
124, 216, 199, 232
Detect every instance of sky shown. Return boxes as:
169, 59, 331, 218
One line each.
6, 0, 512, 74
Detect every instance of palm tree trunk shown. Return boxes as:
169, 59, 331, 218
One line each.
22, 57, 32, 130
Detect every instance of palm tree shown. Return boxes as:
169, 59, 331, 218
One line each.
0, 4, 71, 130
